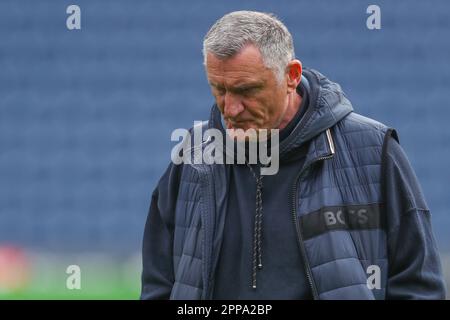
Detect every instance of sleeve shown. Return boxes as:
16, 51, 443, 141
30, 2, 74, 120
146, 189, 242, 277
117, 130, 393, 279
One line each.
140, 163, 181, 300
383, 131, 447, 299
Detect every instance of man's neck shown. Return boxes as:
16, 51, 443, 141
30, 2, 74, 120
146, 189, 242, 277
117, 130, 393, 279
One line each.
277, 91, 302, 130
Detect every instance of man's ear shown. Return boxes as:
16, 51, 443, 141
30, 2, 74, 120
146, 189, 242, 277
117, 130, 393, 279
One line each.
286, 59, 302, 93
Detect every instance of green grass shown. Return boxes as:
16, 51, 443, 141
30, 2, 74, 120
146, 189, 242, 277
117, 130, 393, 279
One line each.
0, 253, 142, 300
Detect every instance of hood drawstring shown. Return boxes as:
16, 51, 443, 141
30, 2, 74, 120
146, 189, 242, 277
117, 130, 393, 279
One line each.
246, 162, 264, 289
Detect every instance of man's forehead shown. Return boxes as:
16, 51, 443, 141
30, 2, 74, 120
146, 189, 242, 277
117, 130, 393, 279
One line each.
208, 79, 266, 89
206, 48, 270, 88
208, 73, 265, 87
206, 45, 265, 68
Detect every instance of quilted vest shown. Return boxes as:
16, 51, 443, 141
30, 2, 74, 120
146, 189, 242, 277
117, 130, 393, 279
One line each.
169, 111, 395, 300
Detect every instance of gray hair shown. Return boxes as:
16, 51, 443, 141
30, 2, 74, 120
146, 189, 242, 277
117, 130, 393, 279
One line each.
203, 11, 295, 83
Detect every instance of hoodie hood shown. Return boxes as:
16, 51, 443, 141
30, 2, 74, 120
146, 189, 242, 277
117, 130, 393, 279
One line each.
279, 68, 353, 156
205, 68, 354, 291
209, 68, 354, 158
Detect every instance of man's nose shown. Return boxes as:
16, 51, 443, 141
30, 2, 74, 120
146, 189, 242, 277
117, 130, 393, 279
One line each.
223, 92, 244, 118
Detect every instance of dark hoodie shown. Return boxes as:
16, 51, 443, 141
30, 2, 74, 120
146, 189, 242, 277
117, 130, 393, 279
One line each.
212, 77, 313, 299
141, 68, 446, 300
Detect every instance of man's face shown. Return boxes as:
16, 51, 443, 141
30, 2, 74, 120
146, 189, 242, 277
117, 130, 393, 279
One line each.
206, 45, 288, 133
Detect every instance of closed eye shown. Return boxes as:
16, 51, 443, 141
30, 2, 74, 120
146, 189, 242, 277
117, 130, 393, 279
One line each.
210, 83, 263, 96
232, 85, 262, 96
213, 87, 226, 96
238, 88, 254, 96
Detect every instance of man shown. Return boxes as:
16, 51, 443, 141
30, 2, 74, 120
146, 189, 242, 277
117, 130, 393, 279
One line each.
141, 11, 446, 299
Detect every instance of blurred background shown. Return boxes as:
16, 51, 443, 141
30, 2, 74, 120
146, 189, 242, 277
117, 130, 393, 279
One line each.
0, 0, 449, 299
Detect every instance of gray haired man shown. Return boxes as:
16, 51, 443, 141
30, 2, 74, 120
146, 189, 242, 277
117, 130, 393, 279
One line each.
141, 11, 446, 300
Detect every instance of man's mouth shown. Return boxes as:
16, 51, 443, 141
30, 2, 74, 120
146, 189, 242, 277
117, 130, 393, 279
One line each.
226, 120, 249, 129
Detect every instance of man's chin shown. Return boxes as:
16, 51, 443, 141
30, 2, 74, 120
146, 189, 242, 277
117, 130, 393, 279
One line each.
226, 126, 265, 143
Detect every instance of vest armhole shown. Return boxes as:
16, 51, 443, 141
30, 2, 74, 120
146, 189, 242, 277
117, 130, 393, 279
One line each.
381, 128, 399, 172
380, 128, 399, 226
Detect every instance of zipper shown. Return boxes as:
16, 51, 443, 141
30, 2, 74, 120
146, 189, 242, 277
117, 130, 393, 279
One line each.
291, 128, 335, 300
200, 163, 215, 300
190, 121, 216, 300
